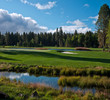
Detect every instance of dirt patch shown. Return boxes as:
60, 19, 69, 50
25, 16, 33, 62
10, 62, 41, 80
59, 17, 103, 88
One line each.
35, 48, 48, 50
95, 66, 103, 70
0, 64, 11, 69
75, 47, 91, 51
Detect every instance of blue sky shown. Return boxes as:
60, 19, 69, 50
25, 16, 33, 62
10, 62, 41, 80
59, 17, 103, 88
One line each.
0, 0, 110, 33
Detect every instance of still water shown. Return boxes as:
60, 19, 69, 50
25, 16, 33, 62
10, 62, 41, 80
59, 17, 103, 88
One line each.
0, 72, 96, 93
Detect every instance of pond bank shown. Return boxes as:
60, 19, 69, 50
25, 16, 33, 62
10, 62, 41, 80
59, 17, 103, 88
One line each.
0, 71, 96, 94
0, 62, 110, 99
1, 63, 110, 77
58, 76, 110, 89
0, 75, 110, 100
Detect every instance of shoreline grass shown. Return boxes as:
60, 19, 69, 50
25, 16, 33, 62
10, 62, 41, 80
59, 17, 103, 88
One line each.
58, 76, 110, 89
1, 63, 110, 77
0, 76, 110, 100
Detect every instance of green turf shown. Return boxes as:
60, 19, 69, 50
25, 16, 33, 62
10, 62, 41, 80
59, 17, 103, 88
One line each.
0, 47, 110, 68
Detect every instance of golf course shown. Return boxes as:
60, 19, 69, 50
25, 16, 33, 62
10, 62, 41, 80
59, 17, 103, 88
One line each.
0, 1, 110, 99
0, 47, 110, 68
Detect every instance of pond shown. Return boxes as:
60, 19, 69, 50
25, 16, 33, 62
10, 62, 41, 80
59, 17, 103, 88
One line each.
11, 48, 77, 51
2, 48, 79, 51
0, 72, 96, 94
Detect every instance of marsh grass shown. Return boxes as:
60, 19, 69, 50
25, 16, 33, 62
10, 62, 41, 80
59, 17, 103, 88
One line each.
1, 63, 110, 77
0, 76, 110, 100
58, 76, 110, 89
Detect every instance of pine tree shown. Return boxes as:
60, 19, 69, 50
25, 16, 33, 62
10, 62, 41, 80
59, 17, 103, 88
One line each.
96, 4, 110, 51
107, 20, 110, 51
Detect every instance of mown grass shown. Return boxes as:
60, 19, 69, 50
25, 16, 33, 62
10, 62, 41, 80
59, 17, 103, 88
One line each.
0, 47, 110, 68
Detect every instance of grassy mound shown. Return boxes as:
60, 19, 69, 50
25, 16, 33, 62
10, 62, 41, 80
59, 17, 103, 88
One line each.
35, 48, 48, 50
75, 47, 91, 51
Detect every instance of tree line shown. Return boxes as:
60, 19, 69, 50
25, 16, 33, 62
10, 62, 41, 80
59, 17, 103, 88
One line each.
0, 29, 99, 48
0, 4, 110, 49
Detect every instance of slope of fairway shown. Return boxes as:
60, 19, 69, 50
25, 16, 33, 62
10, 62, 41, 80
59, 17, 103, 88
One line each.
0, 48, 110, 68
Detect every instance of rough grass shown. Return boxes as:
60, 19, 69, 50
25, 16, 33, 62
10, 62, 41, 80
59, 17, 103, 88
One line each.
0, 77, 110, 100
58, 76, 110, 88
0, 47, 110, 68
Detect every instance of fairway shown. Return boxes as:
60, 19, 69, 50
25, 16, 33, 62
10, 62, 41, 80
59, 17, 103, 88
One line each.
0, 48, 110, 68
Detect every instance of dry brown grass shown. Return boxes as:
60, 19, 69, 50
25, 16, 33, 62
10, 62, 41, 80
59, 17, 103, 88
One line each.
75, 47, 91, 51
35, 48, 48, 50
29, 83, 52, 90
0, 63, 11, 69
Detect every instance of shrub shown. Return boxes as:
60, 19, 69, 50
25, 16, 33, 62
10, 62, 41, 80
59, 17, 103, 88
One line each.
58, 76, 110, 89
28, 67, 37, 75
93, 75, 100, 79
81, 92, 94, 100
67, 76, 80, 87
36, 67, 43, 74
58, 77, 67, 87
58, 76, 80, 87
45, 90, 59, 96
87, 69, 95, 76
65, 69, 71, 76
79, 76, 97, 88
60, 69, 66, 75
70, 68, 77, 76
53, 68, 60, 76
45, 68, 52, 75
94, 70, 101, 75
76, 69, 87, 76
98, 77, 110, 88
106, 69, 110, 76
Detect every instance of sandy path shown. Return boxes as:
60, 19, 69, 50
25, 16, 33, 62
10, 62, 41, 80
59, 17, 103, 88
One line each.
62, 52, 78, 54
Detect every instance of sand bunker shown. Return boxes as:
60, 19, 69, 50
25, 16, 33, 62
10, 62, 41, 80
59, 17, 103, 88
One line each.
62, 52, 78, 54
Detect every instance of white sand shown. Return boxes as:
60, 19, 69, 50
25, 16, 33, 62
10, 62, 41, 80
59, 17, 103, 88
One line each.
62, 52, 78, 54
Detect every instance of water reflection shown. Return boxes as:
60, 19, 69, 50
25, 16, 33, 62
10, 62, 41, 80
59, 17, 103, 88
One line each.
0, 72, 96, 94
0, 72, 59, 89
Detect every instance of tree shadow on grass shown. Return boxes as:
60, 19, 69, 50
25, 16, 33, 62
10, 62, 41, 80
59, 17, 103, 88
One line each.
1, 50, 110, 64
0, 56, 19, 61
0, 51, 19, 55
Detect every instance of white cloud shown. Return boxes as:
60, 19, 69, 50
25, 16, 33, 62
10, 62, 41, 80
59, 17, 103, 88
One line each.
48, 26, 91, 33
48, 29, 56, 33
62, 26, 91, 33
89, 15, 98, 20
8, 73, 29, 79
45, 12, 51, 15
0, 9, 48, 33
21, 0, 29, 4
35, 2, 56, 10
89, 15, 98, 24
93, 20, 96, 24
67, 19, 86, 27
48, 20, 91, 33
21, 0, 56, 10
84, 4, 89, 7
